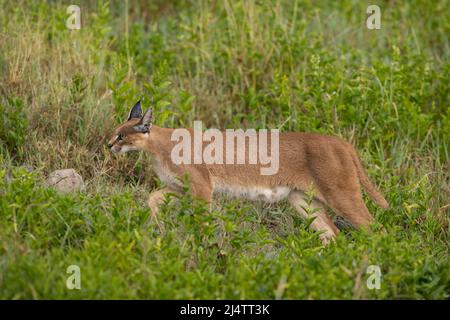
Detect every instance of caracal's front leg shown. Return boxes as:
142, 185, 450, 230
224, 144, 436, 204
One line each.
147, 187, 180, 224
188, 168, 214, 210
190, 183, 213, 211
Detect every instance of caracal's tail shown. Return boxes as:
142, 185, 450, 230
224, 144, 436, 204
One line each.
349, 146, 389, 209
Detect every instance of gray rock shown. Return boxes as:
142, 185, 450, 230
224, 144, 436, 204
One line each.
46, 169, 84, 193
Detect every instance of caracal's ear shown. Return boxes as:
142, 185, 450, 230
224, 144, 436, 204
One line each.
133, 108, 153, 133
127, 100, 143, 121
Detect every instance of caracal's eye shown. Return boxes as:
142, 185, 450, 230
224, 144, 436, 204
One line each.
117, 133, 124, 141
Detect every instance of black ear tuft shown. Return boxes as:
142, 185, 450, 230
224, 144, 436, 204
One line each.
133, 108, 153, 133
127, 100, 143, 120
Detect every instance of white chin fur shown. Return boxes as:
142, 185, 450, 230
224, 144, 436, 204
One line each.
119, 145, 138, 153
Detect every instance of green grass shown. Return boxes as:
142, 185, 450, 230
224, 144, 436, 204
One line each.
0, 0, 448, 299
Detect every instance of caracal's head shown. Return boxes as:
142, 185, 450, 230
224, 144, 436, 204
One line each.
107, 100, 153, 154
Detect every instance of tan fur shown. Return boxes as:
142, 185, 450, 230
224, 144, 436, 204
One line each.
288, 191, 339, 244
108, 119, 389, 244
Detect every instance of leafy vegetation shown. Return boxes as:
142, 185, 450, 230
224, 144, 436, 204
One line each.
0, 0, 448, 299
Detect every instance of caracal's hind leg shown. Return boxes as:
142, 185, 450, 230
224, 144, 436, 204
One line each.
325, 190, 374, 229
288, 190, 339, 245
311, 159, 375, 230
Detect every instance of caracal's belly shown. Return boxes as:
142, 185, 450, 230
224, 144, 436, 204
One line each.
213, 183, 291, 203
